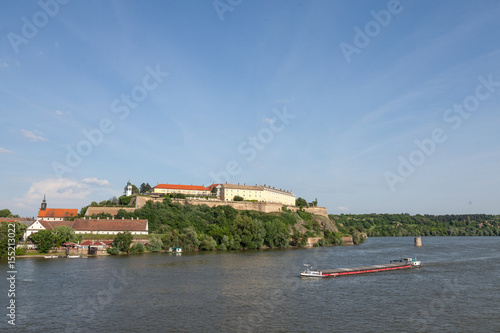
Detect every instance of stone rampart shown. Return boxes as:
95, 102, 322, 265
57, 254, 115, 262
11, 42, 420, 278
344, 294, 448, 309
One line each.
133, 195, 328, 217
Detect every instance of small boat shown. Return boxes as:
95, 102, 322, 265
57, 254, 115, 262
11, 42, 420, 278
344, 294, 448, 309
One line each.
44, 255, 59, 259
66, 255, 81, 258
168, 247, 182, 254
300, 257, 421, 278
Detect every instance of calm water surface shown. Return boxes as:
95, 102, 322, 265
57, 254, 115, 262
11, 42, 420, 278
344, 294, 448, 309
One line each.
2, 237, 499, 332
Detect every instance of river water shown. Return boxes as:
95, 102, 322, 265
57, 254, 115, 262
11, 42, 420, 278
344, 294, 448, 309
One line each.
2, 237, 499, 332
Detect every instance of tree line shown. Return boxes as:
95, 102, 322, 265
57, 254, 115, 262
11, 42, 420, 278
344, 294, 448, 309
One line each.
330, 213, 500, 237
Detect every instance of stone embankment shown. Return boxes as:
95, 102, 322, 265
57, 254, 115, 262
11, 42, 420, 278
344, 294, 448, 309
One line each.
86, 196, 329, 218
137, 196, 330, 217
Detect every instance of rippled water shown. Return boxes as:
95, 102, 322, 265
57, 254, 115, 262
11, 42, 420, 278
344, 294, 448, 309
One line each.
2, 237, 499, 332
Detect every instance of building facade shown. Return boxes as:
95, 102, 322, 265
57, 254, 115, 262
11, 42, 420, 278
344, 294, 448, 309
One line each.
25, 218, 148, 238
219, 183, 295, 206
153, 184, 211, 196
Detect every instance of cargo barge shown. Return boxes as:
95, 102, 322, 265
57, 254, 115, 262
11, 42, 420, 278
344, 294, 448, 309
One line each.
300, 258, 421, 278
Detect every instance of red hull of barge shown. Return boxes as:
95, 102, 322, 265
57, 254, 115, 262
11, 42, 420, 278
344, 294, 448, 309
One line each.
321, 263, 412, 277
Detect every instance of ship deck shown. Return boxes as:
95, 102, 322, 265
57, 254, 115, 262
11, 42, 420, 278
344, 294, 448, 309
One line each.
321, 262, 411, 276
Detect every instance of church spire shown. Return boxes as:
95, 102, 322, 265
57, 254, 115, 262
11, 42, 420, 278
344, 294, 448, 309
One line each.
41, 194, 47, 211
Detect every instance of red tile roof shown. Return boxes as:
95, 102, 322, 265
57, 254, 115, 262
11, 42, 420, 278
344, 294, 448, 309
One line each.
37, 220, 73, 230
38, 208, 78, 218
80, 240, 111, 247
0, 218, 34, 226
34, 219, 148, 232
154, 184, 209, 191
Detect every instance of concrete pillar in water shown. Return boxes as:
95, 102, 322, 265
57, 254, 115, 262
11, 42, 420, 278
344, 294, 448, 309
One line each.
414, 236, 422, 247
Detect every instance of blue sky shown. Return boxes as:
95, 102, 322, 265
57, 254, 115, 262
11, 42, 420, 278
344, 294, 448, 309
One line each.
1, 0, 499, 217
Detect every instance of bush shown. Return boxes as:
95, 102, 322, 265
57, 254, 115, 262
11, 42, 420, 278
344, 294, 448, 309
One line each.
233, 195, 244, 201
107, 247, 120, 255
130, 243, 145, 254
147, 236, 163, 252
15, 246, 27, 256
198, 234, 217, 251
119, 195, 132, 205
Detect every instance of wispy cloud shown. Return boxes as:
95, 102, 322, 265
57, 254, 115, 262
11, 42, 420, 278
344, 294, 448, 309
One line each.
81, 177, 110, 186
0, 147, 13, 154
262, 117, 276, 124
21, 129, 48, 142
337, 206, 349, 211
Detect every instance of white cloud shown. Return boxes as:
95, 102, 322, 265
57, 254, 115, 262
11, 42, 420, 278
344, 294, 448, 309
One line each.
0, 147, 13, 154
55, 110, 70, 116
12, 178, 93, 212
336, 206, 349, 211
21, 129, 48, 142
81, 177, 110, 186
1, 62, 9, 68
25, 178, 91, 200
262, 117, 276, 124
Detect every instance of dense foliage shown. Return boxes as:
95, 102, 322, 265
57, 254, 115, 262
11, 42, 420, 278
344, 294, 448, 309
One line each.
104, 198, 348, 251
31, 229, 55, 253
112, 231, 133, 253
330, 213, 500, 237
0, 222, 26, 257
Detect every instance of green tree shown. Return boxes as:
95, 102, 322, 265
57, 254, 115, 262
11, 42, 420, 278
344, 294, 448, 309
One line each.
0, 209, 13, 217
131, 184, 139, 194
233, 215, 265, 249
31, 230, 55, 253
0, 222, 27, 257
53, 226, 78, 246
147, 236, 163, 252
198, 234, 217, 251
130, 243, 145, 254
180, 227, 200, 251
112, 231, 133, 253
295, 197, 307, 208
233, 195, 244, 201
140, 183, 152, 194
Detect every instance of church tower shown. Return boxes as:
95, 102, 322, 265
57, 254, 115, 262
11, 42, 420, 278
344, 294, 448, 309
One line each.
124, 180, 132, 196
41, 194, 47, 211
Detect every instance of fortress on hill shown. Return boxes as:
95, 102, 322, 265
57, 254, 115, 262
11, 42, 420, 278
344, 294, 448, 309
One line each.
85, 182, 328, 218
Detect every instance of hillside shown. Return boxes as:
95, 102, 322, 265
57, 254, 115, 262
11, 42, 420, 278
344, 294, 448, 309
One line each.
84, 197, 353, 250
